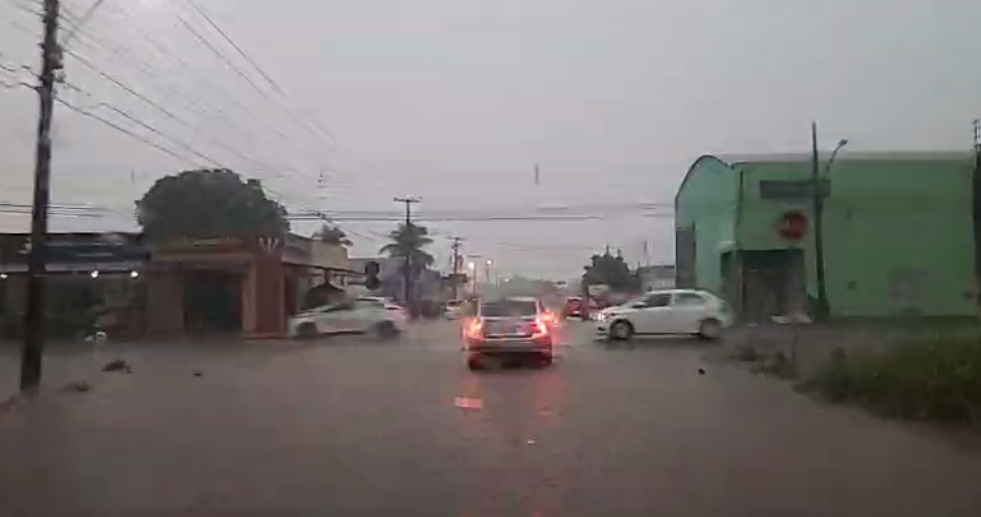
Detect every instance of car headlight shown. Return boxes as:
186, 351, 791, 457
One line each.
596, 312, 607, 322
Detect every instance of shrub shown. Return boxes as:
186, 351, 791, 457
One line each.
753, 351, 799, 380
735, 346, 762, 362
798, 335, 981, 425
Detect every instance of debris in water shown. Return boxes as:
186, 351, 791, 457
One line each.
526, 439, 536, 445
59, 381, 92, 394
698, 368, 706, 375
454, 397, 483, 410
102, 359, 130, 373
193, 371, 203, 378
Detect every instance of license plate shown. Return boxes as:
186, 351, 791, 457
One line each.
488, 321, 518, 335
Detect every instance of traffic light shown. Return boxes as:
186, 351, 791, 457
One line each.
364, 260, 380, 290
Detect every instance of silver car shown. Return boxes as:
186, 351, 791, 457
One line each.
463, 297, 553, 370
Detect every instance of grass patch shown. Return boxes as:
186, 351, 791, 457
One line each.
734, 346, 762, 363
752, 351, 799, 380
797, 335, 981, 425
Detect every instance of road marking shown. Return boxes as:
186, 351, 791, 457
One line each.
454, 397, 483, 410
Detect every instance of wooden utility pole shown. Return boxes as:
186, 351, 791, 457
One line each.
20, 0, 62, 392
973, 119, 981, 311
449, 236, 463, 300
810, 121, 829, 322
393, 196, 421, 313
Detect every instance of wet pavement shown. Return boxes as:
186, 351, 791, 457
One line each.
2, 320, 981, 516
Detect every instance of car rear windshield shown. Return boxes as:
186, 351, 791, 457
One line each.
480, 300, 537, 317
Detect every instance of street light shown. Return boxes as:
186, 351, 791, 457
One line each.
825, 139, 849, 177
467, 262, 477, 294
811, 122, 849, 321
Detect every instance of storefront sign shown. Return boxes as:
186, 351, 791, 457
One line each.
2, 233, 149, 264
154, 236, 246, 254
759, 179, 830, 200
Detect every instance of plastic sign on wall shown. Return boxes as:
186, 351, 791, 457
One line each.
777, 210, 808, 241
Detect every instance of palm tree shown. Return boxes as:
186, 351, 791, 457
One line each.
314, 224, 352, 247
380, 223, 435, 276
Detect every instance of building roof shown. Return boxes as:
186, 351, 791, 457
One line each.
677, 150, 975, 203
716, 150, 972, 166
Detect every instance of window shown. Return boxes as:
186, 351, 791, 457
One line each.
323, 302, 353, 313
354, 300, 384, 310
673, 292, 706, 306
480, 300, 538, 317
643, 293, 672, 307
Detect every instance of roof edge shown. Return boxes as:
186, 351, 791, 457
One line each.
674, 154, 737, 206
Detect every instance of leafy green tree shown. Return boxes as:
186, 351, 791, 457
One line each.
314, 224, 352, 247
136, 169, 289, 240
380, 223, 435, 277
583, 249, 638, 291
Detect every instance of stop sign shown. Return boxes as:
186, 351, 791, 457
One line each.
777, 211, 808, 241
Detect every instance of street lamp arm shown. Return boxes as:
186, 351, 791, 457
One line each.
822, 139, 849, 178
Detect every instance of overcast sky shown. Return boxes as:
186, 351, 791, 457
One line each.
2, 0, 980, 279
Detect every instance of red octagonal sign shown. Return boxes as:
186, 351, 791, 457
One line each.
777, 210, 808, 241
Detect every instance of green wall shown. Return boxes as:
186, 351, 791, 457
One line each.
674, 156, 739, 294
677, 154, 978, 318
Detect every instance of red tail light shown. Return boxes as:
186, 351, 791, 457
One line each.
466, 318, 484, 339
532, 317, 549, 337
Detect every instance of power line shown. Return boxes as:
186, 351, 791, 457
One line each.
181, 0, 339, 151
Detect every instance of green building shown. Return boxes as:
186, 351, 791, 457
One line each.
674, 152, 977, 321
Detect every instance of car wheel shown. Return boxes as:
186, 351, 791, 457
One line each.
467, 355, 484, 371
697, 318, 722, 341
375, 321, 399, 340
609, 320, 634, 341
298, 323, 318, 340
537, 352, 553, 368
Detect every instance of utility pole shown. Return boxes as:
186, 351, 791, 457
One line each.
484, 259, 493, 287
20, 0, 62, 393
810, 121, 829, 322
972, 119, 981, 310
394, 196, 421, 314
449, 236, 463, 300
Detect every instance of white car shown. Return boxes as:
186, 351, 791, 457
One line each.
444, 300, 467, 320
288, 298, 407, 339
594, 289, 731, 341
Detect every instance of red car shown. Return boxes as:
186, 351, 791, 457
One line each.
562, 297, 586, 319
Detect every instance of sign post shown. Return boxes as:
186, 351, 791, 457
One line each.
776, 210, 808, 370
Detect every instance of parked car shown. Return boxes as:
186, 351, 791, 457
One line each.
463, 297, 553, 370
288, 298, 407, 339
593, 289, 731, 341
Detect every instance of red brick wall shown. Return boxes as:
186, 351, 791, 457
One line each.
250, 256, 285, 337
145, 271, 184, 337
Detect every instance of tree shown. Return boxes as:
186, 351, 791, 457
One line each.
313, 224, 352, 247
583, 249, 638, 291
136, 169, 289, 240
379, 223, 434, 277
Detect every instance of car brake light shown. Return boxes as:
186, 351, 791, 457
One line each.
466, 318, 484, 339
532, 317, 549, 337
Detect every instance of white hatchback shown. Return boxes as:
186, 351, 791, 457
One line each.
593, 289, 731, 341
288, 298, 407, 339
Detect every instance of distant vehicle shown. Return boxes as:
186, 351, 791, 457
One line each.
444, 299, 467, 319
288, 297, 407, 339
463, 297, 553, 370
593, 289, 731, 341
562, 296, 585, 319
